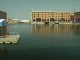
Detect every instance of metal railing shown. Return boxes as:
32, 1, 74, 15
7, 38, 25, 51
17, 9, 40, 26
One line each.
0, 36, 6, 38
8, 32, 19, 35
0, 32, 19, 37
0, 38, 17, 41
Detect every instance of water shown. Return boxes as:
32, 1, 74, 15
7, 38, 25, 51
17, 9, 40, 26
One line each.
0, 23, 80, 60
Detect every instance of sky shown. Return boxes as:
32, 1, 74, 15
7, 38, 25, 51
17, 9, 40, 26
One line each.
0, 0, 80, 20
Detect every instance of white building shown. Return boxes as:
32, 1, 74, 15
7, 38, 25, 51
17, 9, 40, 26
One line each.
21, 20, 30, 23
12, 19, 19, 22
12, 19, 19, 21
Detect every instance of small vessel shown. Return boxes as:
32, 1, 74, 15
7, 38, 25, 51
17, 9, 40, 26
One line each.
31, 22, 38, 24
55, 20, 59, 24
55, 22, 59, 24
49, 22, 54, 24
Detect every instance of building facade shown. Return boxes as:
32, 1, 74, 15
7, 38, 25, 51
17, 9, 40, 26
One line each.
74, 12, 80, 22
31, 11, 73, 22
0, 10, 7, 20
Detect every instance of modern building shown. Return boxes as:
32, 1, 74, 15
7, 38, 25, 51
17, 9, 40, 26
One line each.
74, 12, 80, 22
0, 19, 7, 26
0, 10, 7, 20
31, 10, 73, 23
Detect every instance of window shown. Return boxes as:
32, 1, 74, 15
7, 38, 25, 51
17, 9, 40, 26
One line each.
52, 13, 54, 15
52, 16, 54, 17
58, 13, 59, 15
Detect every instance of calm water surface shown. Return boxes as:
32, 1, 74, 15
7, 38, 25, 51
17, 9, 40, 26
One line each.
0, 23, 80, 60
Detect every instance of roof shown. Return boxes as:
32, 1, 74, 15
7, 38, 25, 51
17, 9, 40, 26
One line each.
32, 11, 71, 13
0, 19, 5, 22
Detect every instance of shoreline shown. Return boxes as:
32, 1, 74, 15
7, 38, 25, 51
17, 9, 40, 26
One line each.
7, 22, 80, 25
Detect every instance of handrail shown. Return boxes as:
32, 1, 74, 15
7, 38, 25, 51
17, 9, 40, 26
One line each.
0, 32, 19, 37
0, 36, 6, 38
9, 32, 19, 35
0, 38, 17, 41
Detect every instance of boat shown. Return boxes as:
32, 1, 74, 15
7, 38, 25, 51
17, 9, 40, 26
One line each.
49, 22, 54, 24
55, 20, 59, 24
31, 22, 38, 24
55, 22, 59, 24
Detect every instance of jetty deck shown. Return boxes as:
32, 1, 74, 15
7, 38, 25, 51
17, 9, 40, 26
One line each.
0, 32, 20, 44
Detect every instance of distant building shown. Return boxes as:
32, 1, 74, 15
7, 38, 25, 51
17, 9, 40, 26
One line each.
74, 12, 80, 22
0, 10, 7, 20
12, 19, 19, 22
70, 13, 74, 22
21, 20, 30, 23
12, 19, 19, 20
31, 10, 72, 23
7, 18, 12, 22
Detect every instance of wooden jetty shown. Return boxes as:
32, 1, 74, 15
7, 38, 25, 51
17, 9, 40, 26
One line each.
0, 32, 20, 44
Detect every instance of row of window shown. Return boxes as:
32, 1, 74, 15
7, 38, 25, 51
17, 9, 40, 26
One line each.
33, 19, 70, 21
32, 13, 69, 15
32, 12, 69, 14
33, 16, 69, 18
34, 15, 69, 16
32, 18, 69, 20
33, 14, 69, 15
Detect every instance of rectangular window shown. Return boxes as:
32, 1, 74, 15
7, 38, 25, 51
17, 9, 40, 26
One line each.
52, 13, 54, 15
52, 16, 54, 17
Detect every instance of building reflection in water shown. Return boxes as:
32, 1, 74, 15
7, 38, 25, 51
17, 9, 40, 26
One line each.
0, 26, 8, 59
31, 24, 80, 36
0, 46, 9, 59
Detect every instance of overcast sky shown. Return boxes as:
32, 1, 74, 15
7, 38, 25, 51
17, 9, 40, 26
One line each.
0, 0, 80, 20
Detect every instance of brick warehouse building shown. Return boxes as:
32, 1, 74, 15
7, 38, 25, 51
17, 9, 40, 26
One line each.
31, 10, 74, 23
0, 10, 7, 20
74, 12, 80, 22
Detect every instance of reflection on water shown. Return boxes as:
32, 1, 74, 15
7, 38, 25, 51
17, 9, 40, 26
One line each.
0, 24, 80, 60
0, 26, 7, 36
31, 24, 80, 36
0, 45, 9, 59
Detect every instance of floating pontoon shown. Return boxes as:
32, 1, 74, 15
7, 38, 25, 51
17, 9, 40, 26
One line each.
0, 32, 20, 44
